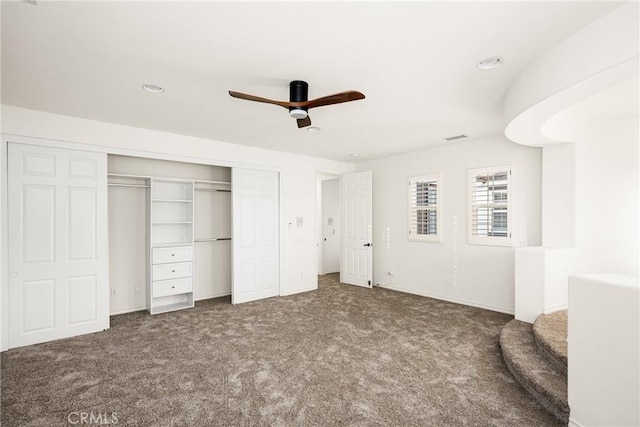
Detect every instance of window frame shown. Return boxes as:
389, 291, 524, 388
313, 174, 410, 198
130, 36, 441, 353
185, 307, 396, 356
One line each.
467, 164, 512, 247
408, 172, 442, 243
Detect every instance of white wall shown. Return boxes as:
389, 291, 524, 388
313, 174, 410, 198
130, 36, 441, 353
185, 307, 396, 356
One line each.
356, 135, 541, 313
543, 93, 639, 277
515, 247, 575, 323
568, 274, 639, 427
542, 143, 575, 248
574, 116, 639, 276
1, 105, 355, 348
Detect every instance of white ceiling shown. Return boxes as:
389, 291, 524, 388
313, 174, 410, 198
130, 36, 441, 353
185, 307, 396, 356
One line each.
1, 1, 623, 162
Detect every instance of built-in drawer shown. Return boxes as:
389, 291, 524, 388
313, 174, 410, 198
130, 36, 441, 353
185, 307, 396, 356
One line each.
153, 262, 193, 281
152, 246, 193, 264
153, 277, 193, 298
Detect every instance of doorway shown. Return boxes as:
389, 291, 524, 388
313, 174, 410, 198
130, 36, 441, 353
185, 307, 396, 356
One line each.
316, 171, 373, 287
318, 176, 341, 275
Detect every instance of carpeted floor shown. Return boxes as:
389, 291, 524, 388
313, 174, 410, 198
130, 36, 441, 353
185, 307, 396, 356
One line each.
1, 274, 562, 426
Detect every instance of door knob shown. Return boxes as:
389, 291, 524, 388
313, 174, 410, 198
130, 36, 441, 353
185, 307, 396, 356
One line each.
364, 243, 371, 247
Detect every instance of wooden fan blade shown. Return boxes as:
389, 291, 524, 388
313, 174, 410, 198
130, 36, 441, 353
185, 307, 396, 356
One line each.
305, 90, 365, 109
297, 116, 312, 128
228, 91, 290, 108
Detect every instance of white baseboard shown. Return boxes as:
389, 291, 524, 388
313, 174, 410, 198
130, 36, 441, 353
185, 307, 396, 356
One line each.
280, 286, 317, 297
544, 304, 568, 314
379, 284, 514, 315
109, 306, 146, 316
196, 292, 231, 301
568, 417, 584, 427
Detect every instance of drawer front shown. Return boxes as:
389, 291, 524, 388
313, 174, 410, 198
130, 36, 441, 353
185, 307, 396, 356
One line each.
153, 277, 193, 298
153, 246, 193, 264
153, 262, 193, 281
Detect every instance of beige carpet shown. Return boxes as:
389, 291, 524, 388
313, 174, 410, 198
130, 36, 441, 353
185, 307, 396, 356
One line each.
1, 274, 561, 426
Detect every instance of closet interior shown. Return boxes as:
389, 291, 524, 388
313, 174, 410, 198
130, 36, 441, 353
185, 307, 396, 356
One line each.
107, 154, 232, 315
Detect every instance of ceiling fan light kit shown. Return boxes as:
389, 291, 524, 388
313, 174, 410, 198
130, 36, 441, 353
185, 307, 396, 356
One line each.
288, 80, 309, 119
289, 109, 308, 119
229, 80, 365, 129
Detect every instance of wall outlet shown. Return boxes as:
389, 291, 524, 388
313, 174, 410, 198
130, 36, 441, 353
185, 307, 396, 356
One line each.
110, 289, 117, 296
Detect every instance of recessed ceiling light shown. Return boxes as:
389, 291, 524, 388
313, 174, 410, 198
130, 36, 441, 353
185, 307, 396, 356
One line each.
476, 57, 504, 70
349, 153, 360, 158
142, 83, 164, 93
307, 126, 320, 132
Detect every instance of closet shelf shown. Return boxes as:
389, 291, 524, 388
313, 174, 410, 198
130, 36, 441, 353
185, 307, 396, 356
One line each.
151, 301, 193, 314
152, 221, 193, 225
109, 173, 230, 186
152, 242, 193, 248
108, 173, 150, 180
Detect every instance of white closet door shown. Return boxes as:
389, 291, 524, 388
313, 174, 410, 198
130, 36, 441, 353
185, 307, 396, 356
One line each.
8, 143, 109, 348
232, 168, 279, 304
341, 171, 373, 288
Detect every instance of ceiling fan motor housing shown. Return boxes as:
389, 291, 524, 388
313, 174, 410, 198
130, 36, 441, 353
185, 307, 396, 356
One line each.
289, 80, 308, 119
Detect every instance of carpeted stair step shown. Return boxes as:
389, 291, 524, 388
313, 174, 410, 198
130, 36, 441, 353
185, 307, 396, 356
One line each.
533, 310, 568, 374
500, 319, 569, 424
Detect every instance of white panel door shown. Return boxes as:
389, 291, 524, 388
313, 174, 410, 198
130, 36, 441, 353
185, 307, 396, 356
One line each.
341, 171, 373, 288
232, 168, 279, 304
8, 143, 108, 348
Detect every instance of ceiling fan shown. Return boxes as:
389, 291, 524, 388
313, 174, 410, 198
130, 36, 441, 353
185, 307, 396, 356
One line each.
229, 80, 365, 128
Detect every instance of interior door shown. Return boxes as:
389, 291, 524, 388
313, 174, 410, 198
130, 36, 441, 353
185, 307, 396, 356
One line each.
231, 168, 279, 304
8, 143, 109, 348
341, 171, 373, 288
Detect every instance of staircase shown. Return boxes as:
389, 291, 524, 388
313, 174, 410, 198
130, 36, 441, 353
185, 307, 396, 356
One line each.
500, 310, 569, 424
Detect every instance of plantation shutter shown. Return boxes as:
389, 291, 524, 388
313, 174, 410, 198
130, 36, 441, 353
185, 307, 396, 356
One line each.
408, 173, 441, 242
468, 165, 511, 246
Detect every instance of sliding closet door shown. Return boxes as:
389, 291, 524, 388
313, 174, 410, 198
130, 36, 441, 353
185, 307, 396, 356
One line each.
231, 168, 279, 304
7, 143, 109, 348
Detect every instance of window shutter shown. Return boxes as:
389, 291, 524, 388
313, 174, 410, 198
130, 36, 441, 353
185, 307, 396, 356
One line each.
408, 173, 441, 242
468, 165, 511, 246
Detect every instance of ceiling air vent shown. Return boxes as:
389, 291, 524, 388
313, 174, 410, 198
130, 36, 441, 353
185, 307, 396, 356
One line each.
445, 134, 467, 141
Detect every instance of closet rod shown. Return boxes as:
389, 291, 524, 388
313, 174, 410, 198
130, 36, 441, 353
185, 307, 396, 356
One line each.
194, 237, 232, 242
194, 188, 231, 193
108, 183, 150, 188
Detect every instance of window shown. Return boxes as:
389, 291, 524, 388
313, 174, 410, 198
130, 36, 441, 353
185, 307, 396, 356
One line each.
408, 173, 441, 242
468, 165, 512, 246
